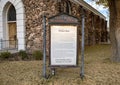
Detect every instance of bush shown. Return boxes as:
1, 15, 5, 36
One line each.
0, 51, 11, 59
33, 50, 43, 60
18, 50, 28, 60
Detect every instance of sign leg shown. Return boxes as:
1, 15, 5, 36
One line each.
42, 14, 47, 78
51, 68, 55, 76
80, 8, 85, 79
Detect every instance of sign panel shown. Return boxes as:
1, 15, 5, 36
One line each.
50, 25, 77, 66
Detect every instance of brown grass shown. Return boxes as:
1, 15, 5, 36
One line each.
0, 45, 120, 85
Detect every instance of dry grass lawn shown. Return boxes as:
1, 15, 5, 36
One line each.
0, 45, 120, 85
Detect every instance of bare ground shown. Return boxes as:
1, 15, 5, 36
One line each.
0, 45, 120, 85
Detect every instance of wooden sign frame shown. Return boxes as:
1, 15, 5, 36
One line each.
49, 13, 79, 67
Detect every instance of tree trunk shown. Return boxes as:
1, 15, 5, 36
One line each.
109, 0, 120, 61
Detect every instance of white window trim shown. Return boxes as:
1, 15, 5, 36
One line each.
0, 0, 26, 50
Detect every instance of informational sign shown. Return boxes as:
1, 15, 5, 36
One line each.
50, 25, 77, 66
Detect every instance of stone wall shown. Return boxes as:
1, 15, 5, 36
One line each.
22, 0, 81, 53
23, 0, 57, 53
22, 0, 108, 54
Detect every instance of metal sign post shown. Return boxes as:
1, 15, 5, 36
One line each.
42, 14, 47, 78
80, 8, 85, 79
0, 39, 2, 50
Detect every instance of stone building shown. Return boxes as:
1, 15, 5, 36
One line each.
0, 0, 107, 53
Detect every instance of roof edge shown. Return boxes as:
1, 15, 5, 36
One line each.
70, 0, 106, 20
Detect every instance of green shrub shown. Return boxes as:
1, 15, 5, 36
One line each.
0, 51, 11, 59
33, 50, 43, 60
18, 50, 28, 60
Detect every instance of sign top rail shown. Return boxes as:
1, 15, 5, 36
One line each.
49, 13, 79, 25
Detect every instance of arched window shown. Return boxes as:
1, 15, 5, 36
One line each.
7, 4, 17, 48
65, 1, 71, 14
0, 0, 26, 50
58, 1, 71, 14
7, 5, 16, 21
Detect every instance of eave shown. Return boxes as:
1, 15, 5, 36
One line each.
70, 0, 106, 20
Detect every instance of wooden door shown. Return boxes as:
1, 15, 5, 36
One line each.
8, 22, 17, 48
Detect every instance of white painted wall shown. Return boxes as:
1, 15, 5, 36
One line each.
0, 0, 26, 50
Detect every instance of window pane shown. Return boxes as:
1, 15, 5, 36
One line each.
8, 5, 16, 21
